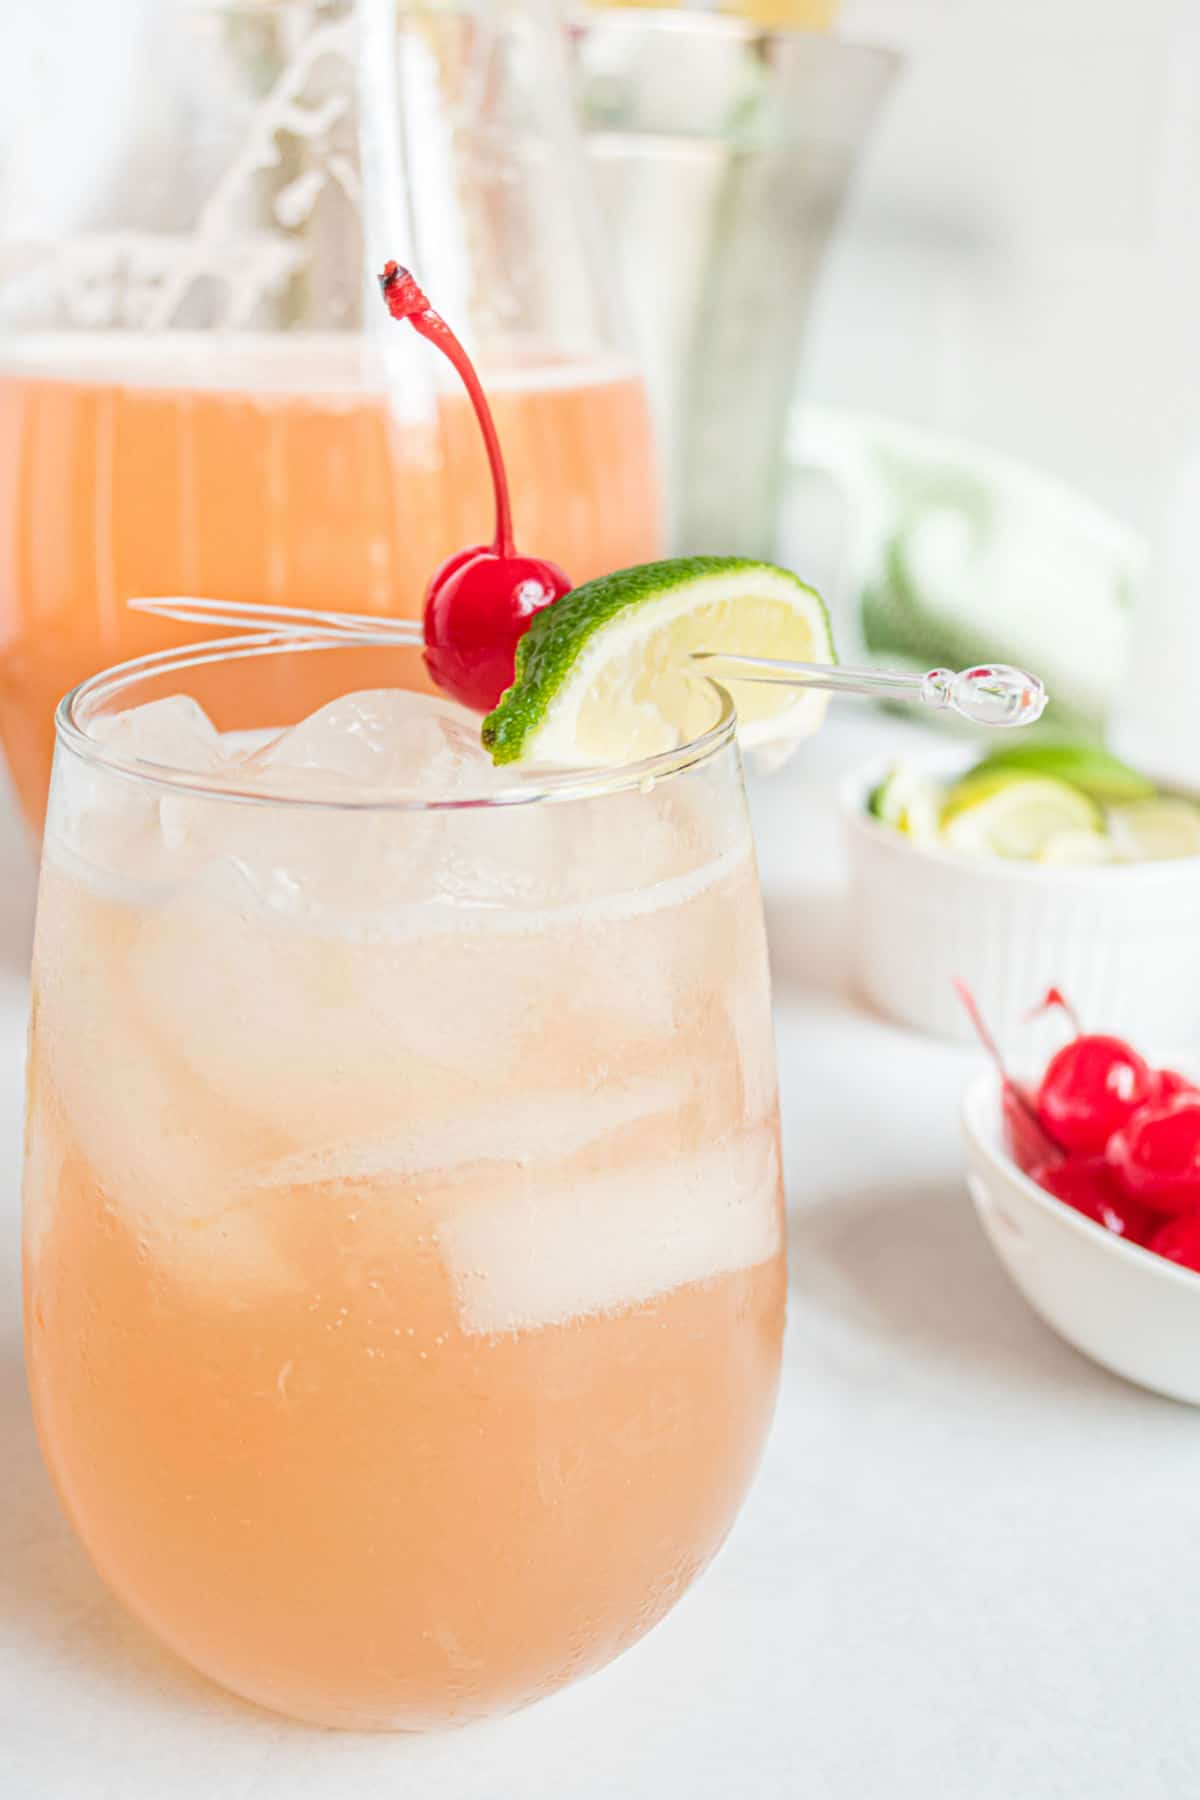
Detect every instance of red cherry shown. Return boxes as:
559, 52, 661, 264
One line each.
1106, 1098, 1200, 1213
1152, 1068, 1198, 1105
1035, 1034, 1153, 1155
1150, 1212, 1200, 1273
1030, 1157, 1155, 1244
429, 544, 489, 589
424, 550, 571, 714
379, 261, 571, 712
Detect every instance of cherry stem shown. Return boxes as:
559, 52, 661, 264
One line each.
954, 978, 1010, 1080
953, 978, 1068, 1154
378, 260, 515, 559
1027, 986, 1083, 1037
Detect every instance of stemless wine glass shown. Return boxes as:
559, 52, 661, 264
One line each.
23, 634, 783, 1730
0, 0, 661, 832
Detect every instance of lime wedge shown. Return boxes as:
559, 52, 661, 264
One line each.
868, 764, 942, 845
963, 741, 1154, 804
482, 557, 835, 766
940, 771, 1102, 859
1037, 828, 1116, 866
1109, 797, 1200, 862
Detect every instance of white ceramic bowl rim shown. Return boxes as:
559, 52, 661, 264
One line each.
962, 1067, 1200, 1293
842, 754, 1200, 887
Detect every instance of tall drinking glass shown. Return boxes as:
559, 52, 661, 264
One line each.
0, 0, 661, 832
23, 637, 783, 1729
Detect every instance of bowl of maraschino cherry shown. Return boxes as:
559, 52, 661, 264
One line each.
960, 985, 1200, 1403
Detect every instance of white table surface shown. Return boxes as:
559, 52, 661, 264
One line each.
4, 711, 1200, 1800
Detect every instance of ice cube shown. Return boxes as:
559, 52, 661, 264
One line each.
221, 685, 605, 917
244, 689, 504, 798
100, 680, 752, 1158
32, 865, 292, 1295
249, 1070, 695, 1190
124, 881, 497, 1146
123, 857, 700, 1158
440, 1128, 782, 1335
121, 740, 752, 1154
91, 694, 225, 774
190, 691, 514, 909
53, 697, 231, 890
46, 697, 224, 896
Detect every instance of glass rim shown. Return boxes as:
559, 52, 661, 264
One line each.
55, 630, 740, 813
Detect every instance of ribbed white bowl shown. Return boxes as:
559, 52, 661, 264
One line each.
842, 756, 1200, 1044
963, 1070, 1200, 1404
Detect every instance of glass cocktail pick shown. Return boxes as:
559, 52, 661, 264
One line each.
688, 652, 1047, 728
128, 597, 1048, 730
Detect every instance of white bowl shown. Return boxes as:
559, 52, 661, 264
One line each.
962, 1069, 1200, 1404
842, 753, 1200, 1044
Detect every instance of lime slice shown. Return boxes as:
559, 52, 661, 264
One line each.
868, 764, 942, 844
1109, 797, 1200, 862
963, 741, 1154, 804
482, 557, 835, 766
940, 771, 1102, 859
1037, 828, 1116, 866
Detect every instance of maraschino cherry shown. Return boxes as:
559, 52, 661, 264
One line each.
1035, 1035, 1153, 1155
1152, 1068, 1197, 1106
1028, 1157, 1153, 1244
1021, 990, 1154, 1154
378, 261, 571, 712
1106, 1097, 1200, 1213
1149, 1212, 1200, 1273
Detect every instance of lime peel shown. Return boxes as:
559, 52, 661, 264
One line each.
964, 741, 1155, 805
482, 557, 835, 767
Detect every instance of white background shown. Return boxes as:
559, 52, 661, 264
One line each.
815, 0, 1200, 541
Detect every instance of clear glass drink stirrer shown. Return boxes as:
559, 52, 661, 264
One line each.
689, 651, 1047, 728
128, 598, 1048, 729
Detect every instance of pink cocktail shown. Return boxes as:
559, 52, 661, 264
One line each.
23, 634, 784, 1728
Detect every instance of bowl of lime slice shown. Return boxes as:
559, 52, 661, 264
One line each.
843, 741, 1200, 1043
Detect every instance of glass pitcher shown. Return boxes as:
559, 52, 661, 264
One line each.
0, 0, 661, 832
